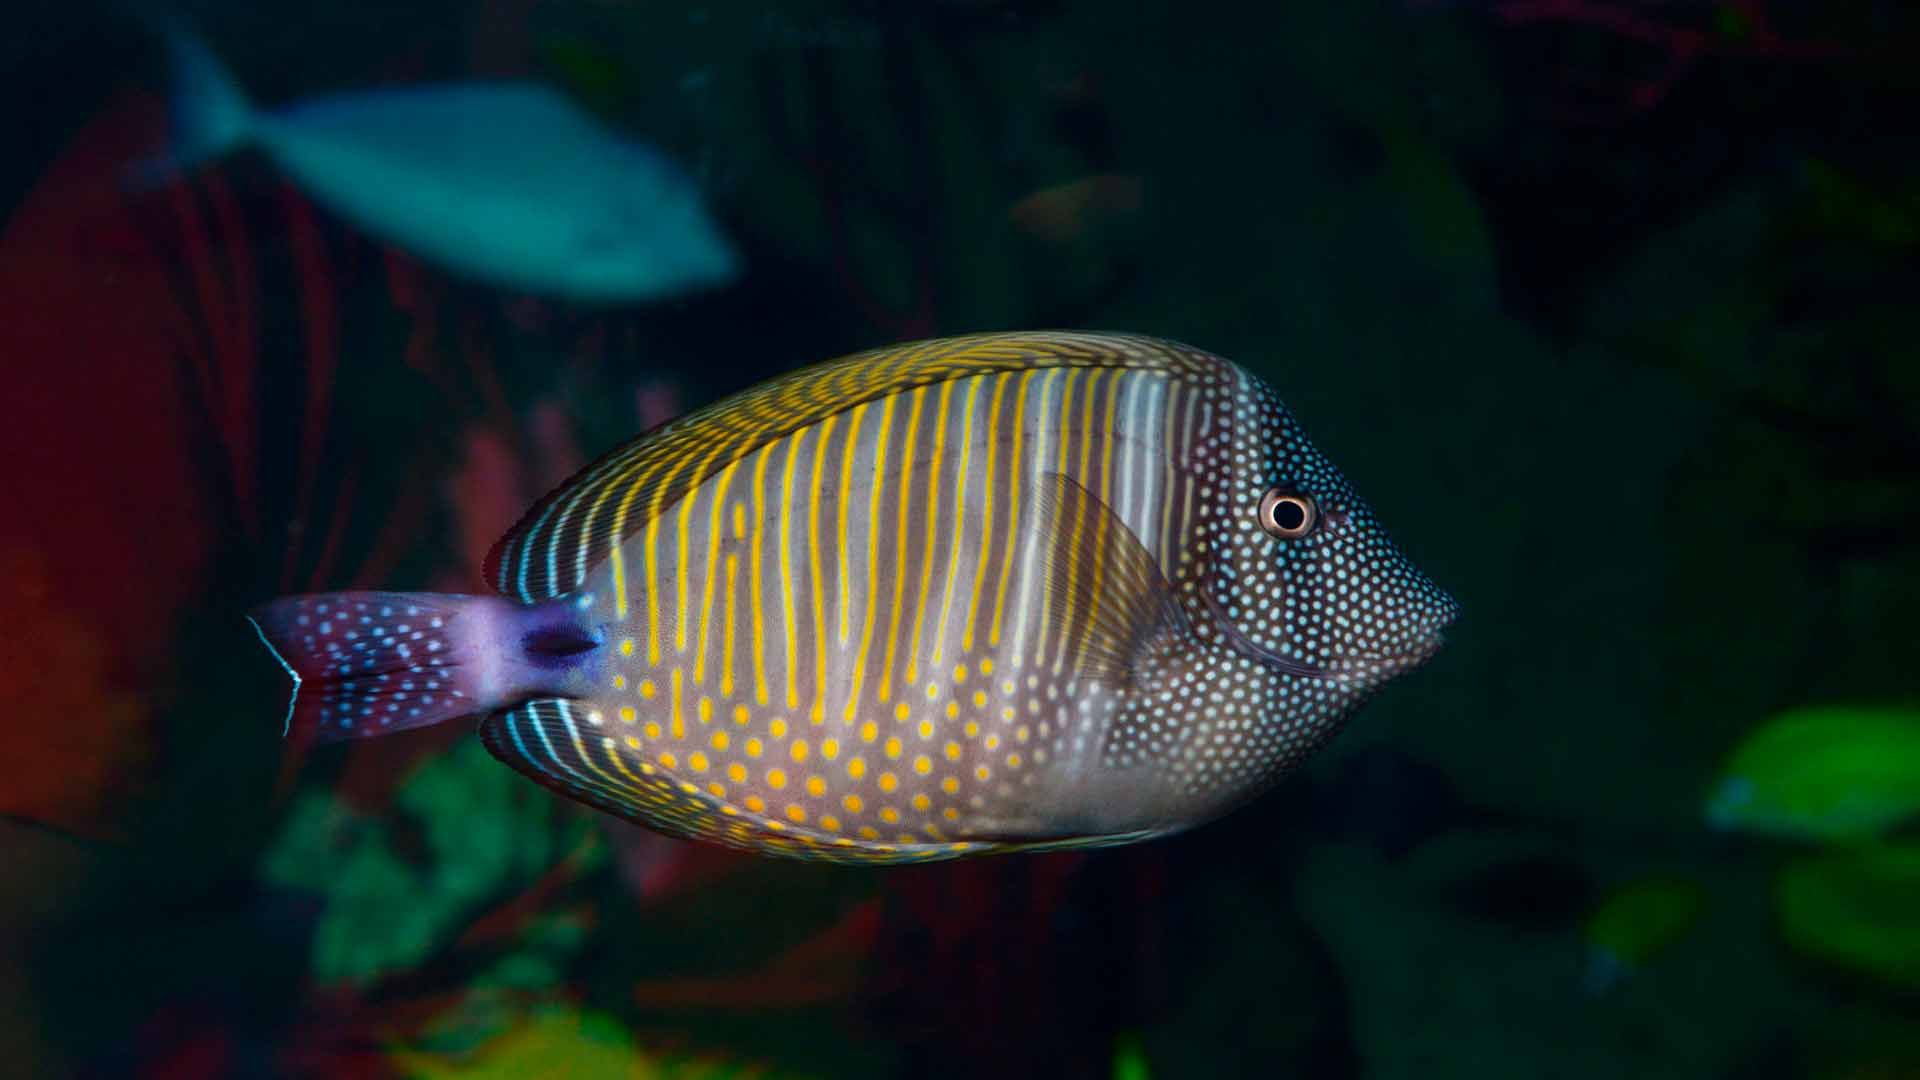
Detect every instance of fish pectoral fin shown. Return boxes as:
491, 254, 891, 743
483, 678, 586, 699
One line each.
1034, 472, 1190, 687
478, 699, 719, 837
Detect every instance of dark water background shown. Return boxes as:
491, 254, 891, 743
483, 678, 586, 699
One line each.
2, 1, 1916, 1077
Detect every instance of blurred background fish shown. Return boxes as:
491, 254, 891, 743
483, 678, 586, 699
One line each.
135, 16, 740, 303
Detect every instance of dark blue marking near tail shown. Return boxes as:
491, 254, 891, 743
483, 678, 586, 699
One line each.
519, 605, 603, 666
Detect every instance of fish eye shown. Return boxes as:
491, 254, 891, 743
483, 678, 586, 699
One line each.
1258, 488, 1317, 540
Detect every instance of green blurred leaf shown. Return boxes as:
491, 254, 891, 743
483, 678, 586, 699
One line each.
1705, 705, 1920, 842
262, 741, 599, 985
1776, 843, 1920, 992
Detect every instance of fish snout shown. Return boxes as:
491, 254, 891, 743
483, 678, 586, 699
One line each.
1424, 589, 1462, 641
1398, 588, 1460, 666
1314, 585, 1458, 682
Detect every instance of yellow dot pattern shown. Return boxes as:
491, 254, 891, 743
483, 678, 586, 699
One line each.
536, 643, 1063, 862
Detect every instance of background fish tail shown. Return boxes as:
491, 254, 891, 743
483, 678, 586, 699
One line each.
248, 592, 489, 743
126, 11, 253, 187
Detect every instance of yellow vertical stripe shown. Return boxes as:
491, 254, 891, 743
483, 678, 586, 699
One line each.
676, 440, 729, 653
879, 387, 927, 703
748, 442, 775, 706
693, 457, 742, 684
932, 376, 980, 663
1100, 372, 1121, 507
778, 426, 806, 710
1037, 369, 1080, 665
1054, 370, 1101, 670
808, 414, 837, 724
640, 456, 691, 664
836, 403, 867, 645
1057, 370, 1078, 474
606, 452, 677, 625
1085, 371, 1122, 662
847, 395, 897, 721
1159, 386, 1180, 575
721, 552, 739, 697
610, 532, 628, 619
988, 371, 1035, 646
1078, 370, 1099, 492
906, 379, 954, 681
963, 373, 1010, 652
670, 668, 685, 739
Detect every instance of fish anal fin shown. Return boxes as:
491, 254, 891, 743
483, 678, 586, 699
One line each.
478, 700, 724, 839
1033, 472, 1189, 687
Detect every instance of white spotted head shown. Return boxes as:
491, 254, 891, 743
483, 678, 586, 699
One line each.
1187, 363, 1459, 704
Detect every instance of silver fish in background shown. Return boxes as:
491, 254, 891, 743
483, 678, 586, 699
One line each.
137, 19, 740, 303
251, 332, 1458, 862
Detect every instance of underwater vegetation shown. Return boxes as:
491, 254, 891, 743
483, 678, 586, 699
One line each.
1580, 876, 1708, 994
390, 1004, 805, 1079
1775, 844, 1920, 995
263, 739, 599, 987
1705, 703, 1920, 997
1706, 704, 1920, 843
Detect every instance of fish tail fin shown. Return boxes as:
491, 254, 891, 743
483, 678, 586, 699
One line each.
127, 13, 253, 187
248, 592, 493, 743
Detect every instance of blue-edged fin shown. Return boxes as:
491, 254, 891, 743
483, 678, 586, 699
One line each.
248, 592, 477, 742
486, 331, 1215, 602
1033, 472, 1192, 687
477, 699, 728, 839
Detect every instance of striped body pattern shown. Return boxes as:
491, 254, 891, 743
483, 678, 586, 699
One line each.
253, 332, 1457, 864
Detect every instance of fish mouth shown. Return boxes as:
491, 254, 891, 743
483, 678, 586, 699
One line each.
1197, 589, 1448, 681
1326, 636, 1445, 677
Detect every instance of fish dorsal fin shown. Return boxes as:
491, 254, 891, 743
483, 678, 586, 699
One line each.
1032, 472, 1191, 687
486, 331, 1212, 601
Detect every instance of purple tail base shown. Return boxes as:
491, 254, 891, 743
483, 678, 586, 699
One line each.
248, 591, 481, 744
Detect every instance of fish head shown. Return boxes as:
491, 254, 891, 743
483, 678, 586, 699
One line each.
1192, 364, 1459, 702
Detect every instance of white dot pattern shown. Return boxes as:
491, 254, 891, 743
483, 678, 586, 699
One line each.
269, 593, 467, 738
1086, 365, 1460, 826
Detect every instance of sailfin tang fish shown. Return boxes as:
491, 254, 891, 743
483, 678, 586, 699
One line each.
252, 332, 1459, 863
